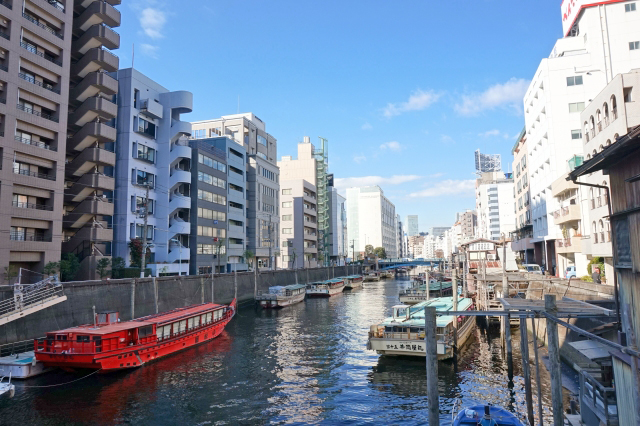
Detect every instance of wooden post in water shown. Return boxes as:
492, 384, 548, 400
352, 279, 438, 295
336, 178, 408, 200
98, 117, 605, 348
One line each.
452, 268, 458, 361
425, 306, 439, 426
200, 276, 205, 304
153, 276, 158, 314
130, 279, 136, 319
531, 314, 544, 426
519, 315, 534, 426
621, 303, 640, 426
211, 273, 215, 303
254, 263, 258, 299
545, 294, 564, 425
505, 313, 513, 379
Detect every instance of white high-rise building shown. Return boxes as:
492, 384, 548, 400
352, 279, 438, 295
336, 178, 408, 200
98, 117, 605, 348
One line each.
476, 172, 515, 241
406, 215, 419, 236
346, 186, 397, 258
524, 0, 640, 272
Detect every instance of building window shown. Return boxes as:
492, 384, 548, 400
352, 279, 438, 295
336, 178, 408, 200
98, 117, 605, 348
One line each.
282, 214, 292, 221
229, 148, 244, 159
568, 102, 585, 113
229, 219, 243, 227
132, 196, 154, 214
197, 207, 225, 222
282, 189, 292, 195
282, 201, 292, 208
566, 76, 583, 86
133, 89, 139, 109
282, 255, 291, 262
630, 41, 640, 50
257, 134, 267, 146
282, 228, 292, 234
262, 168, 276, 181
229, 165, 243, 176
229, 201, 243, 210
571, 130, 582, 139
625, 3, 636, 12
229, 238, 243, 245
257, 152, 267, 160
198, 171, 227, 189
198, 154, 226, 172
133, 224, 153, 239
137, 144, 156, 163
136, 117, 156, 138
197, 190, 226, 205
197, 244, 226, 255
229, 183, 243, 193
198, 226, 226, 238
282, 240, 292, 247
193, 129, 206, 139
624, 87, 633, 103
135, 170, 155, 187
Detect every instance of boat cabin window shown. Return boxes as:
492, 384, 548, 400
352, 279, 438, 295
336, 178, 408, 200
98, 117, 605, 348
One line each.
409, 327, 423, 333
385, 326, 393, 332
157, 325, 171, 340
205, 313, 212, 323
178, 320, 186, 333
76, 335, 90, 342
193, 316, 200, 327
393, 306, 408, 320
214, 310, 221, 321
55, 334, 67, 340
138, 325, 153, 338
187, 318, 194, 329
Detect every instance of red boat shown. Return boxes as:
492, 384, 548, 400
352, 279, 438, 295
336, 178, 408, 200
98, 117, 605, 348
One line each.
33, 299, 236, 371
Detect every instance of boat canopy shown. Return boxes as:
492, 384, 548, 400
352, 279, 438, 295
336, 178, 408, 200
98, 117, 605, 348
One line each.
381, 297, 473, 328
283, 284, 306, 291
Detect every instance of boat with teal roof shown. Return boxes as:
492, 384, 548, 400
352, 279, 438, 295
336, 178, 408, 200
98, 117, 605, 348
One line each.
255, 284, 307, 309
399, 280, 453, 304
367, 296, 475, 360
342, 275, 364, 290
306, 278, 345, 297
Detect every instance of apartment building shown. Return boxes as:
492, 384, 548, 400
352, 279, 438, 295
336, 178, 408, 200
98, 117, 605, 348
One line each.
523, 0, 640, 273
511, 129, 534, 263
345, 186, 397, 258
329, 186, 347, 265
408, 235, 425, 258
0, 0, 71, 278
112, 68, 193, 277
191, 113, 279, 270
396, 214, 404, 258
280, 179, 317, 268
475, 172, 515, 242
406, 215, 419, 236
459, 210, 477, 242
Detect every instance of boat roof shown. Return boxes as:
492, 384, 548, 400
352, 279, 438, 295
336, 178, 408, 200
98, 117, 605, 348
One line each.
283, 284, 306, 290
46, 320, 157, 335
136, 303, 225, 325
325, 278, 344, 283
380, 297, 473, 328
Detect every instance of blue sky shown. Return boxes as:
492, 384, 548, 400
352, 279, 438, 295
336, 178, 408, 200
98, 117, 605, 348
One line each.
120, 0, 564, 232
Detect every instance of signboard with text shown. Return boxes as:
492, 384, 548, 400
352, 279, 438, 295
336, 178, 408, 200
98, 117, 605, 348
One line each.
469, 242, 495, 252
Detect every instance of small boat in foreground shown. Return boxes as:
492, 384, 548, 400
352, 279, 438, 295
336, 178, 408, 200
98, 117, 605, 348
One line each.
0, 374, 15, 398
255, 284, 306, 308
342, 275, 364, 290
367, 296, 475, 360
453, 404, 524, 425
34, 300, 236, 371
306, 279, 345, 297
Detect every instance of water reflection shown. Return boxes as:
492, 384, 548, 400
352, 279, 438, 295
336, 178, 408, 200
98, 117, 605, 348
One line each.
0, 277, 563, 425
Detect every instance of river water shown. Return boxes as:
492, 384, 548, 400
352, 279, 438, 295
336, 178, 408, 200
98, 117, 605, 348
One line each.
0, 277, 565, 425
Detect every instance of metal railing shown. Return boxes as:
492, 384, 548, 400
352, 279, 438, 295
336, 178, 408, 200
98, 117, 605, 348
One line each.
14, 168, 55, 181
0, 29, 9, 40
0, 339, 36, 357
16, 103, 58, 122
580, 369, 618, 426
23, 13, 63, 39
46, 0, 64, 12
0, 0, 11, 10
15, 135, 55, 151
10, 231, 51, 242
12, 200, 53, 211
0, 276, 63, 321
19, 41, 62, 66
18, 72, 60, 94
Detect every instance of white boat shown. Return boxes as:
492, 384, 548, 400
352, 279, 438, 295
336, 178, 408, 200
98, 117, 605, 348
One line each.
368, 297, 475, 360
306, 279, 345, 297
256, 284, 306, 309
0, 374, 15, 398
342, 275, 364, 290
364, 272, 380, 282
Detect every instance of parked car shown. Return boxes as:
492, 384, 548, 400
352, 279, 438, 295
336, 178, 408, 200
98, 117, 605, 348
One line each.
566, 265, 577, 279
523, 264, 543, 274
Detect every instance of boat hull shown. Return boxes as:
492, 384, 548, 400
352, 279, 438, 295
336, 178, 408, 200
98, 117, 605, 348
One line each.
368, 315, 475, 360
306, 284, 345, 297
36, 317, 232, 371
344, 279, 363, 290
257, 292, 306, 309
364, 276, 380, 282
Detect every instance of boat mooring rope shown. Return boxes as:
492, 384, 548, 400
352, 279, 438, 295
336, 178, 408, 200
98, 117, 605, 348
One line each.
16, 369, 102, 388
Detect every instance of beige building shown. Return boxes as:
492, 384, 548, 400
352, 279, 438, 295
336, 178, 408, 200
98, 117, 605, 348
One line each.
279, 179, 317, 268
0, 1, 75, 279
511, 129, 534, 263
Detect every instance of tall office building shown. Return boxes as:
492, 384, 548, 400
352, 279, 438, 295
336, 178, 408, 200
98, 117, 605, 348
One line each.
112, 68, 193, 276
191, 113, 279, 270
345, 186, 397, 258
430, 227, 449, 238
406, 215, 419, 236
523, 0, 640, 272
396, 214, 404, 258
0, 0, 75, 277
329, 185, 347, 266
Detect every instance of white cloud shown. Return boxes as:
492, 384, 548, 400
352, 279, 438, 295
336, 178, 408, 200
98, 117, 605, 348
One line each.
383, 89, 441, 118
335, 175, 421, 190
140, 44, 159, 59
353, 155, 367, 164
479, 129, 501, 137
140, 8, 166, 39
379, 141, 402, 151
409, 179, 476, 198
441, 134, 454, 144
361, 122, 372, 131
455, 78, 530, 116
428, 172, 444, 178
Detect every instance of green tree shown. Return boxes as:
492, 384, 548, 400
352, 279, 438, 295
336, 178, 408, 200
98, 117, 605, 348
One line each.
4, 265, 18, 285
111, 257, 125, 279
364, 245, 374, 256
96, 258, 111, 279
373, 247, 387, 259
243, 249, 255, 270
59, 253, 80, 282
43, 261, 59, 277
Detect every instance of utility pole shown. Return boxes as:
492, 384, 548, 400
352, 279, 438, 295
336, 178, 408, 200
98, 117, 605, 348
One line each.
140, 184, 150, 278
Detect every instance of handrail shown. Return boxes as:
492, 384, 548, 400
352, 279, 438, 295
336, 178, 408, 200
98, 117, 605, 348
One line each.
0, 29, 9, 40
10, 231, 52, 242
0, 0, 11, 10
23, 13, 63, 39
15, 135, 55, 151
20, 41, 62, 66
14, 168, 56, 181
18, 72, 60, 94
16, 103, 58, 122
12, 201, 54, 211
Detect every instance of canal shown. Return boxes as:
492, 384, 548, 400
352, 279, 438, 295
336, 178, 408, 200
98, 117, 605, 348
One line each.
0, 277, 565, 425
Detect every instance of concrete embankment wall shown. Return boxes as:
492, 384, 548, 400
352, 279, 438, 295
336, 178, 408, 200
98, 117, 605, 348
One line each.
0, 266, 361, 345
524, 279, 616, 368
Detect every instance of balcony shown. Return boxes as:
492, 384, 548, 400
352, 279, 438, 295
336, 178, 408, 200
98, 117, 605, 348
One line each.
0, 0, 11, 10
22, 13, 63, 39
69, 96, 117, 127
553, 204, 581, 225
72, 47, 118, 78
14, 168, 55, 181
169, 195, 190, 213
65, 173, 114, 202
170, 119, 191, 141
65, 147, 115, 177
62, 226, 112, 253
170, 169, 191, 190
556, 236, 582, 254
170, 140, 191, 165
11, 201, 53, 211
65, 197, 113, 228
17, 103, 58, 122
10, 231, 51, 242
69, 121, 116, 151
18, 72, 60, 95
20, 41, 62, 66
70, 71, 117, 103
14, 135, 56, 151
76, 0, 121, 9
43, 0, 64, 13
169, 219, 190, 236
72, 24, 119, 55
140, 98, 163, 119
0, 28, 9, 40
75, 0, 120, 32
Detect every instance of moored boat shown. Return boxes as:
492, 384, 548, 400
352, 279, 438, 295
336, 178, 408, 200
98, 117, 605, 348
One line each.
379, 270, 394, 279
364, 272, 381, 282
367, 296, 474, 360
34, 300, 236, 371
398, 280, 453, 305
306, 279, 345, 297
452, 404, 524, 425
342, 275, 364, 290
255, 284, 306, 309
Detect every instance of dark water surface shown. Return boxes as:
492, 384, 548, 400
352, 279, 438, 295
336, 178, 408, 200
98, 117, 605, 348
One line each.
0, 277, 562, 425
